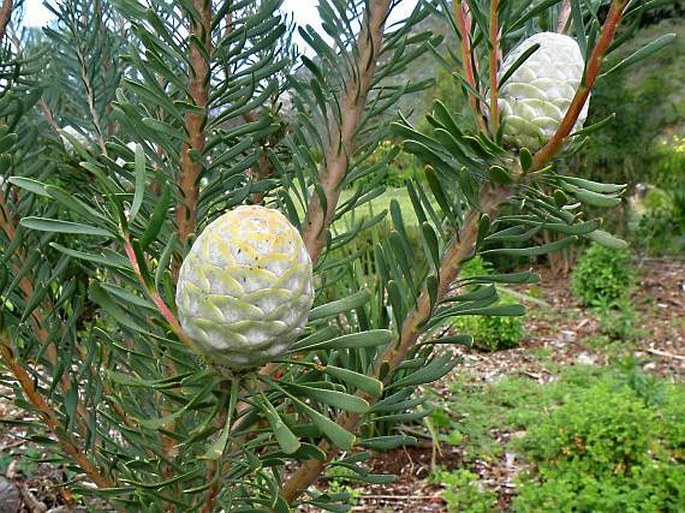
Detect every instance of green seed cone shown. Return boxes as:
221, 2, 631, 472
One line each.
497, 32, 588, 151
176, 206, 314, 369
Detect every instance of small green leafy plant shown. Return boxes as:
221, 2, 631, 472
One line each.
453, 257, 525, 351
595, 295, 642, 341
432, 468, 498, 513
572, 242, 636, 306
514, 381, 685, 512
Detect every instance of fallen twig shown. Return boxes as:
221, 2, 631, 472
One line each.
646, 348, 685, 361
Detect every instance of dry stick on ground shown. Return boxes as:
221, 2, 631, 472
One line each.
281, 0, 632, 502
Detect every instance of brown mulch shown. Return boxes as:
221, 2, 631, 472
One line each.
1, 259, 684, 512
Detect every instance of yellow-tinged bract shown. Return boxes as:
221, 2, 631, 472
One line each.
497, 32, 589, 151
176, 206, 314, 369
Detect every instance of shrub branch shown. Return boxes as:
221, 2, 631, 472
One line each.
0, 341, 114, 491
301, 0, 392, 263
174, 0, 212, 270
532, 0, 629, 170
281, 183, 513, 502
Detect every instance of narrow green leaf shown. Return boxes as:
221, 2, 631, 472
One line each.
322, 366, 383, 397
573, 189, 621, 208
488, 165, 514, 185
421, 222, 440, 271
482, 237, 576, 257
477, 214, 490, 245
389, 351, 456, 389
587, 229, 628, 249
289, 395, 355, 450
602, 34, 676, 77
139, 183, 171, 250
8, 177, 50, 197
259, 395, 301, 455
308, 289, 371, 321
426, 274, 438, 312
50, 243, 130, 269
20, 217, 112, 237
46, 186, 108, 222
285, 383, 369, 414
425, 334, 473, 346
89, 282, 151, 335
129, 144, 146, 223
570, 113, 616, 137
358, 436, 417, 451
561, 176, 626, 194
498, 43, 540, 87
519, 147, 533, 171
289, 329, 392, 353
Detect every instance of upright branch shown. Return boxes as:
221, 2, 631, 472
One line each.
283, 0, 634, 502
281, 183, 513, 502
454, 1, 487, 132
532, 0, 629, 169
175, 0, 212, 259
0, 0, 12, 43
557, 0, 572, 34
488, 0, 500, 135
301, 0, 392, 263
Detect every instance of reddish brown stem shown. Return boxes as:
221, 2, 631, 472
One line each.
301, 0, 392, 263
0, 342, 113, 491
281, 183, 513, 502
0, 0, 13, 43
123, 236, 197, 351
454, 1, 487, 132
488, 0, 500, 135
174, 0, 212, 269
532, 0, 628, 170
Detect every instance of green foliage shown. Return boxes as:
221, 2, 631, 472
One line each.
630, 136, 685, 254
345, 140, 421, 190
432, 468, 498, 513
595, 296, 642, 341
571, 242, 636, 306
565, 18, 685, 189
433, 364, 685, 513
453, 257, 525, 351
0, 0, 667, 511
514, 381, 685, 512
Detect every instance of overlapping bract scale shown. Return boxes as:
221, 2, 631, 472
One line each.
176, 206, 314, 369
498, 32, 589, 151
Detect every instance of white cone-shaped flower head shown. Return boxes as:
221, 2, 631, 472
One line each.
176, 206, 314, 370
498, 32, 589, 151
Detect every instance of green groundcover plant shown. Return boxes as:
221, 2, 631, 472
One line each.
572, 241, 636, 306
514, 380, 685, 512
0, 0, 674, 511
